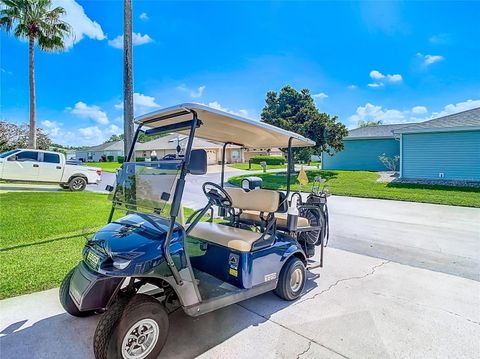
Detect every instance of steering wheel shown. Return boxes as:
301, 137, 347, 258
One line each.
202, 182, 233, 208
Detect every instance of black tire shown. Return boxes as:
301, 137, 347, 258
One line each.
59, 267, 95, 317
274, 257, 306, 301
69, 176, 87, 191
93, 294, 169, 359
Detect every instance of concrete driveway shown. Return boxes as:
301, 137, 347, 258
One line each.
1, 247, 479, 359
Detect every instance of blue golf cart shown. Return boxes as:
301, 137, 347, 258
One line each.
60, 103, 330, 359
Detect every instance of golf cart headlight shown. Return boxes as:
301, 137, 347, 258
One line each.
112, 257, 131, 270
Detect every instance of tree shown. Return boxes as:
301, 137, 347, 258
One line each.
0, 121, 51, 152
358, 119, 382, 128
261, 85, 348, 160
0, 0, 71, 149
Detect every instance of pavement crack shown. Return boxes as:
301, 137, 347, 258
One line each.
296, 340, 312, 358
295, 260, 391, 306
236, 302, 350, 359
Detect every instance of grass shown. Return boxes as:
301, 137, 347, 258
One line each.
85, 161, 121, 173
228, 163, 287, 171
0, 192, 196, 299
228, 170, 480, 208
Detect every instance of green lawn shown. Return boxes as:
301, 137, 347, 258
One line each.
86, 161, 121, 173
0, 192, 195, 299
228, 163, 287, 171
228, 170, 480, 208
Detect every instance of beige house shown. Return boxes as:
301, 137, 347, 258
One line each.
135, 133, 244, 165
243, 147, 283, 161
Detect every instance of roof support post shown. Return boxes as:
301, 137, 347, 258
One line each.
286, 136, 294, 198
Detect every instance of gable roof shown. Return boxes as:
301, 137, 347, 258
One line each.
346, 124, 410, 139
394, 107, 480, 134
78, 140, 124, 152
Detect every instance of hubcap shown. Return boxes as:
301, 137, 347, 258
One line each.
121, 319, 159, 359
72, 179, 84, 189
289, 267, 303, 292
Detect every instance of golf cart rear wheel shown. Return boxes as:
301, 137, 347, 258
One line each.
274, 257, 306, 301
59, 268, 95, 317
69, 176, 87, 191
93, 294, 169, 359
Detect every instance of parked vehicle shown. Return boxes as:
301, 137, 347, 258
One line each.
60, 103, 330, 358
0, 149, 101, 191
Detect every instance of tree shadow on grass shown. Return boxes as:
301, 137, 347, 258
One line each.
386, 181, 480, 193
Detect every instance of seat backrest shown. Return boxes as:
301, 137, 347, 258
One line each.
225, 187, 280, 213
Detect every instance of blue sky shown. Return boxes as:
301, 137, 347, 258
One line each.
1, 0, 480, 146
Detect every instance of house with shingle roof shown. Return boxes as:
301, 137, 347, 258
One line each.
323, 107, 480, 182
72, 140, 124, 162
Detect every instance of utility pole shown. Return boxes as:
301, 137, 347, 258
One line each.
123, 0, 134, 158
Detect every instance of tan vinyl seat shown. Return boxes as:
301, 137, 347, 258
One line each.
240, 210, 310, 229
188, 222, 260, 252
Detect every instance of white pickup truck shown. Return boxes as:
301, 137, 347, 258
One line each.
0, 149, 101, 191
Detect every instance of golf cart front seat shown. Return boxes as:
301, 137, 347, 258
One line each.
188, 188, 280, 252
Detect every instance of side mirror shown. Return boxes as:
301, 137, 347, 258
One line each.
189, 149, 207, 175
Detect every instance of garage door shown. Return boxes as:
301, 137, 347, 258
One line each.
206, 150, 217, 165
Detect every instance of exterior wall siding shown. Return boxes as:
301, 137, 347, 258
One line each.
402, 130, 480, 181
322, 138, 400, 171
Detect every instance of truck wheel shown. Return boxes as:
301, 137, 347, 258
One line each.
69, 177, 87, 191
59, 268, 95, 317
93, 294, 169, 359
274, 257, 306, 301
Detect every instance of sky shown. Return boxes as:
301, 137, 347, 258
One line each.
1, 0, 480, 146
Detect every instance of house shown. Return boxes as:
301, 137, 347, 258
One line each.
243, 147, 283, 161
135, 134, 244, 165
394, 107, 480, 182
73, 140, 124, 162
322, 124, 407, 171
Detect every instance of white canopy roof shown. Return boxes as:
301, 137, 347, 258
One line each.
135, 103, 315, 148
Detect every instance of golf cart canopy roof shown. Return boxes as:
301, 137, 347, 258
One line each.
135, 103, 315, 148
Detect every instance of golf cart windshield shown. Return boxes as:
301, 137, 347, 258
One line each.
109, 160, 182, 216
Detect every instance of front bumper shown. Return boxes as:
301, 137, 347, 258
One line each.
69, 261, 123, 312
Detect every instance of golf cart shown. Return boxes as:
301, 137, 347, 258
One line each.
60, 103, 330, 359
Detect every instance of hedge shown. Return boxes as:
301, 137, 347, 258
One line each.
107, 155, 114, 162
117, 156, 125, 164
135, 157, 146, 162
249, 156, 285, 165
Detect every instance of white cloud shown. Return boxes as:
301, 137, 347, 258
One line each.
51, 0, 105, 49
369, 70, 385, 80
69, 102, 109, 124
349, 98, 480, 128
313, 92, 328, 100
41, 120, 61, 136
411, 106, 428, 114
417, 53, 444, 66
432, 99, 480, 118
1, 68, 13, 75
347, 85, 357, 90
429, 33, 450, 45
177, 84, 206, 98
108, 32, 154, 49
139, 12, 149, 21
368, 70, 402, 87
206, 101, 248, 117
115, 93, 161, 115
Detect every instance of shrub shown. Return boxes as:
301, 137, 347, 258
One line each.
107, 155, 114, 162
117, 156, 125, 164
250, 156, 285, 165
378, 153, 400, 171
135, 157, 146, 162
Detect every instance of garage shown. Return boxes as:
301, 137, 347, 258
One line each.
396, 108, 480, 182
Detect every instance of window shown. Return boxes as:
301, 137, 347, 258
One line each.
15, 151, 38, 162
0, 149, 19, 158
43, 153, 60, 164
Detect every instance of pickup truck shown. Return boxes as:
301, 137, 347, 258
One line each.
0, 149, 101, 191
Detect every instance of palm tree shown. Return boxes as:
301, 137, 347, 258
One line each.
0, 0, 71, 149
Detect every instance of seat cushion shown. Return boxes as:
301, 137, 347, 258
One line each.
188, 222, 260, 252
225, 187, 280, 213
240, 210, 310, 229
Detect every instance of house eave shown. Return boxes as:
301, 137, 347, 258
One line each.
394, 125, 480, 135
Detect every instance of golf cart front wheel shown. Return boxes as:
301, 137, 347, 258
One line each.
59, 268, 95, 317
274, 257, 306, 301
93, 294, 169, 359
